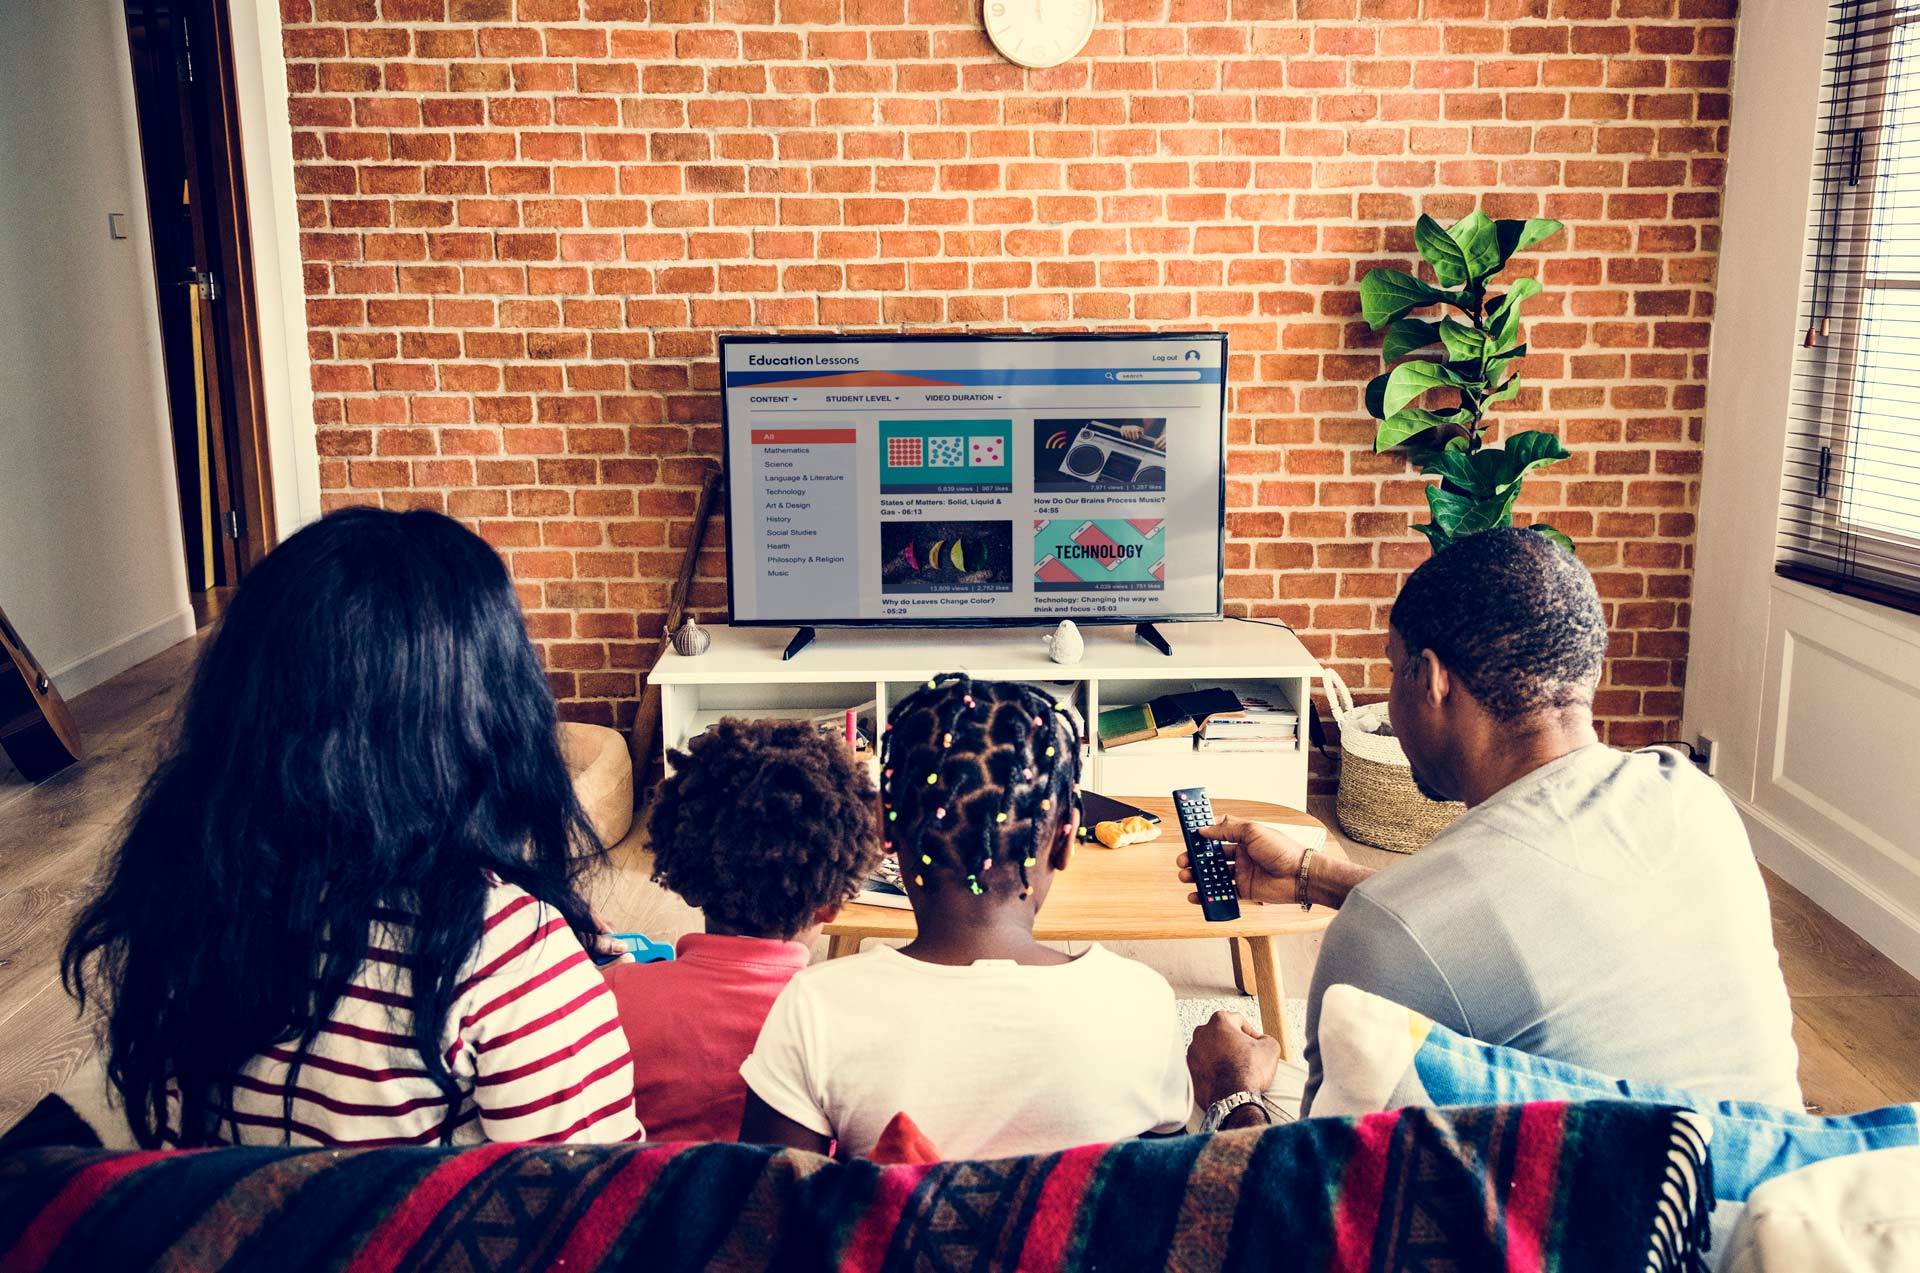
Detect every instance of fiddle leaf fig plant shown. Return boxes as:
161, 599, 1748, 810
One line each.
1360, 210, 1573, 553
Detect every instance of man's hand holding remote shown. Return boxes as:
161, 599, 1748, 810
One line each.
1175, 818, 1375, 910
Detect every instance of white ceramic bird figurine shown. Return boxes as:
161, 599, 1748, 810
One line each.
1043, 619, 1084, 665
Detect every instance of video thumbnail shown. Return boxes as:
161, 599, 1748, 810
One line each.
879, 419, 1013, 494
1033, 419, 1168, 493
1033, 519, 1165, 591
881, 519, 1014, 594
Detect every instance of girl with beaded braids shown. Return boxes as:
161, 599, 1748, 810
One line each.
738, 675, 1192, 1161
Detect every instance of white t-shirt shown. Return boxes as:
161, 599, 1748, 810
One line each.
740, 944, 1192, 1160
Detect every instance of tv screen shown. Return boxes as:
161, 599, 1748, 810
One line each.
719, 333, 1226, 627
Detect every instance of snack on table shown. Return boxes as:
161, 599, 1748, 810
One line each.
1092, 815, 1161, 850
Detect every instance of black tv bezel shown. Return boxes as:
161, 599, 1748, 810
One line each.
717, 331, 1229, 630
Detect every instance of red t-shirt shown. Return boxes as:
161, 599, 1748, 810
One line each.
605, 932, 811, 1142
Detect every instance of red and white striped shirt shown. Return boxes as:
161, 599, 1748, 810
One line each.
216, 881, 643, 1147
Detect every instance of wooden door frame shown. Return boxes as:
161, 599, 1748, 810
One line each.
195, 0, 273, 569
123, 0, 276, 579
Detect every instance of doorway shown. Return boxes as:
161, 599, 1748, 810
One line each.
122, 0, 274, 615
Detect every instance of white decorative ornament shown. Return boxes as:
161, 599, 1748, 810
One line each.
670, 615, 711, 657
983, 0, 1098, 70
1042, 619, 1084, 665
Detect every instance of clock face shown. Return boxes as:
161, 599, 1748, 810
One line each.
983, 0, 1098, 70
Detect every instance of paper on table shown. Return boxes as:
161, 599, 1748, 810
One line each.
1256, 821, 1329, 851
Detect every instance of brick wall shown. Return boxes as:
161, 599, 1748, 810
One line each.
282, 0, 1734, 746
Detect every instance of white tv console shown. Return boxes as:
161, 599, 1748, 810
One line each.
648, 621, 1323, 809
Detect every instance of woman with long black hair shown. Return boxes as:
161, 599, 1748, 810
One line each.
64, 508, 642, 1147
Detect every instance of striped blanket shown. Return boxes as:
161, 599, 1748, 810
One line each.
0, 1101, 1711, 1272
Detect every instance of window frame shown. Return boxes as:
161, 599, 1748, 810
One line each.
1792, 0, 1920, 598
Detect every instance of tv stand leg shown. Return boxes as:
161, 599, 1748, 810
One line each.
1134, 622, 1173, 657
782, 626, 817, 661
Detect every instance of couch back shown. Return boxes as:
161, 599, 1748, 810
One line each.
0, 1101, 1712, 1272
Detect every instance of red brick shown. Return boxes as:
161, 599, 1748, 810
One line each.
284, 6, 1733, 734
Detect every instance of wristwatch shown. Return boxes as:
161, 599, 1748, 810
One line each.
1201, 1089, 1287, 1133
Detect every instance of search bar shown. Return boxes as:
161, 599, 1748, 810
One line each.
1112, 370, 1203, 381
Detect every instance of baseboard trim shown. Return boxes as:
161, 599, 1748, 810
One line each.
49, 608, 195, 699
1732, 793, 1920, 983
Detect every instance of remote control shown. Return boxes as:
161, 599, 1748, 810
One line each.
1173, 786, 1239, 922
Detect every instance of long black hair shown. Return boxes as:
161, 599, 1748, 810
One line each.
878, 675, 1083, 899
63, 507, 604, 1147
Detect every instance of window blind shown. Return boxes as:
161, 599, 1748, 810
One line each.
1782, 0, 1920, 615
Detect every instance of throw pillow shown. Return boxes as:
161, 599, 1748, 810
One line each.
1311, 982, 1920, 1203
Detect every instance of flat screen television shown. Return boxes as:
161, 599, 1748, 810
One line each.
719, 332, 1227, 629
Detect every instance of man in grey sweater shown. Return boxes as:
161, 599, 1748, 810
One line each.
1183, 529, 1801, 1129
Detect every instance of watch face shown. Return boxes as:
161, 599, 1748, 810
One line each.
983, 0, 1098, 70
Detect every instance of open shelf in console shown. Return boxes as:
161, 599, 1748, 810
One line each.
649, 622, 1321, 807
659, 679, 879, 775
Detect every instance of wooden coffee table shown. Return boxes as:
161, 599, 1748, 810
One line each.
823, 796, 1339, 1058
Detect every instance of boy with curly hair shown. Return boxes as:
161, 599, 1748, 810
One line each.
606, 717, 881, 1142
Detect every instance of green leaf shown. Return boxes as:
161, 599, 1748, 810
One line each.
1491, 430, 1569, 485
1485, 342, 1528, 370
1364, 371, 1391, 420
1374, 407, 1451, 452
1360, 268, 1449, 329
1383, 359, 1449, 418
1455, 430, 1568, 505
1382, 318, 1441, 362
1495, 217, 1563, 267
1414, 214, 1471, 288
1485, 374, 1522, 404
1488, 277, 1542, 348
1422, 446, 1491, 497
1413, 521, 1453, 554
1528, 523, 1576, 553
1438, 318, 1484, 365
1426, 482, 1520, 538
1448, 210, 1502, 281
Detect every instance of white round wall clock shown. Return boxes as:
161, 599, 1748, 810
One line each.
983, 0, 1098, 70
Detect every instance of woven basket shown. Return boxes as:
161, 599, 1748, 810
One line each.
1325, 670, 1464, 854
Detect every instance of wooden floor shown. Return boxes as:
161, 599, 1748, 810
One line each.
3, 636, 1917, 1129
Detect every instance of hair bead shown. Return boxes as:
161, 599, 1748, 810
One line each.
880, 676, 1080, 896
914, 874, 924, 886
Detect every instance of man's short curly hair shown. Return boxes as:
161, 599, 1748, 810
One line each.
1389, 528, 1608, 723
648, 718, 882, 939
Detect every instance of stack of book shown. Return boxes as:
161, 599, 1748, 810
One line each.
1196, 684, 1300, 752
1096, 687, 1243, 753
